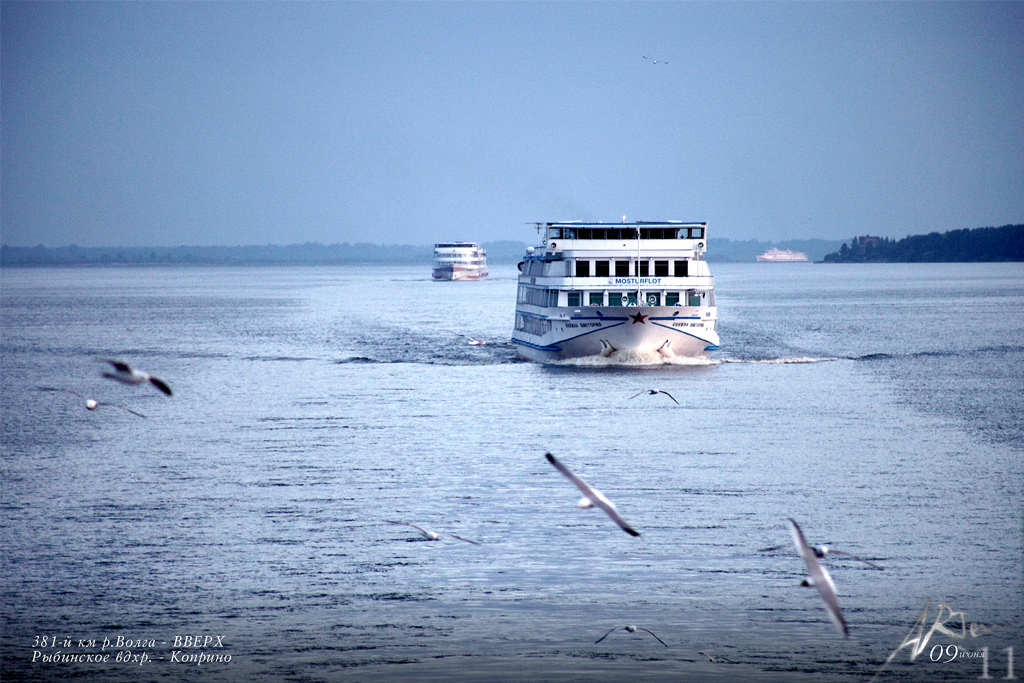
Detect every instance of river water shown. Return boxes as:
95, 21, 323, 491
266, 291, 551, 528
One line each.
2, 262, 1022, 682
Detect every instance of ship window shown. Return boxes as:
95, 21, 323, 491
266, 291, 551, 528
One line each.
548, 228, 561, 239
666, 292, 680, 306
615, 260, 630, 276
563, 228, 576, 239
654, 260, 669, 276
589, 292, 603, 306
688, 292, 702, 306
689, 227, 704, 239
674, 260, 688, 277
575, 260, 590, 277
645, 292, 660, 306
608, 292, 623, 306
567, 291, 582, 307
626, 293, 638, 306
543, 261, 569, 277
638, 261, 649, 276
595, 260, 610, 277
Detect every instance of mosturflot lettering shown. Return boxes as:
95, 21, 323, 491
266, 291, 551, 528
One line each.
611, 277, 662, 285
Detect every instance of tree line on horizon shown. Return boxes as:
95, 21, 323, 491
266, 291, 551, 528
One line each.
4, 225, 1019, 266
2, 238, 839, 265
822, 224, 1023, 263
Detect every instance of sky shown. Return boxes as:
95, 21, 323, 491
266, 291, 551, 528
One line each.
2, 1, 1022, 248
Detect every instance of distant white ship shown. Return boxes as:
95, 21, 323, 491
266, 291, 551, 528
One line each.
433, 242, 488, 280
512, 220, 719, 363
757, 248, 808, 262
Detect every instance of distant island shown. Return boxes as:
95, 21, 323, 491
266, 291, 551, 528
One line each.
0, 238, 842, 267
822, 224, 1024, 263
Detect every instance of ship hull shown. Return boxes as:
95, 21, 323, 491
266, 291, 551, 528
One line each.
512, 306, 719, 363
432, 266, 488, 281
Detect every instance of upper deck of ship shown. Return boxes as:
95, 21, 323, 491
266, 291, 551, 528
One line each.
533, 221, 707, 259
434, 242, 482, 250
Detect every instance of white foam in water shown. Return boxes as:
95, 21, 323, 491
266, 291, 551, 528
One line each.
551, 350, 722, 367
721, 357, 839, 364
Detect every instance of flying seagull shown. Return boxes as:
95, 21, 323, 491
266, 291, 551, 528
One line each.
787, 518, 849, 638
544, 453, 640, 536
38, 386, 146, 418
642, 56, 668, 64
699, 651, 734, 663
595, 624, 667, 647
758, 540, 883, 570
98, 359, 173, 396
385, 520, 480, 545
629, 389, 679, 405
454, 333, 487, 346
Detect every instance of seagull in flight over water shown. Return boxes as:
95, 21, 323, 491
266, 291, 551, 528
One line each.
786, 518, 849, 638
385, 520, 480, 545
98, 359, 173, 395
454, 333, 487, 346
545, 453, 640, 536
38, 386, 146, 418
595, 624, 667, 647
758, 538, 883, 570
629, 389, 679, 404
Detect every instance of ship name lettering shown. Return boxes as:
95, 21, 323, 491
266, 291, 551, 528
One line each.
611, 278, 662, 285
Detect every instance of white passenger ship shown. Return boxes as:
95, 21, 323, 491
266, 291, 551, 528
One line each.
757, 247, 808, 262
432, 242, 488, 280
512, 220, 720, 363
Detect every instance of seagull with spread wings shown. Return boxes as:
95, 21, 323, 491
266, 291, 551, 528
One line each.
595, 624, 667, 647
759, 539, 883, 570
386, 520, 480, 545
38, 386, 146, 418
98, 359, 173, 396
629, 389, 679, 405
454, 333, 487, 346
545, 453, 640, 537
786, 518, 849, 638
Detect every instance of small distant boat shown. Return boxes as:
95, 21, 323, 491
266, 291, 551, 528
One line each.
433, 242, 488, 280
757, 248, 808, 262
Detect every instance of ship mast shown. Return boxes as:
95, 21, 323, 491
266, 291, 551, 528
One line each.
636, 222, 642, 305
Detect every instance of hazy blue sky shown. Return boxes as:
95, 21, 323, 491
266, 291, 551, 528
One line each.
2, 1, 1022, 247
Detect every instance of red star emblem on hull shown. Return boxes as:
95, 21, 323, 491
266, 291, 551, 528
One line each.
629, 311, 648, 324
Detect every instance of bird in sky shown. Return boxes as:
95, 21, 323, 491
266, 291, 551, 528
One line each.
545, 453, 640, 536
595, 624, 667, 647
385, 520, 480, 545
629, 389, 679, 404
98, 359, 173, 395
38, 386, 146, 418
642, 56, 668, 64
786, 518, 849, 638
758, 540, 883, 570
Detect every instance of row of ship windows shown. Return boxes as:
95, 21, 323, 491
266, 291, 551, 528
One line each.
549, 226, 704, 240
518, 287, 707, 308
514, 315, 552, 336
522, 259, 690, 278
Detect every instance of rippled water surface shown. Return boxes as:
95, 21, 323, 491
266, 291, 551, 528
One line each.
2, 262, 1022, 683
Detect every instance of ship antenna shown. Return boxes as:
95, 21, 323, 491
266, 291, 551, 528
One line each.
636, 222, 642, 305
